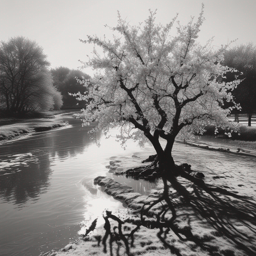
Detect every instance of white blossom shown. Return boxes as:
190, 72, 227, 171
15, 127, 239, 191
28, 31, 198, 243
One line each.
79, 7, 240, 149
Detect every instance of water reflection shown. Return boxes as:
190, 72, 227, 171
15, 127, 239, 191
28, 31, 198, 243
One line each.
79, 189, 125, 234
0, 117, 99, 206
0, 153, 51, 205
0, 117, 105, 256
0, 116, 156, 256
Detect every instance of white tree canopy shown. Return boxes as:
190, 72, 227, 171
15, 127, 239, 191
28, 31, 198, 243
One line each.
78, 7, 240, 150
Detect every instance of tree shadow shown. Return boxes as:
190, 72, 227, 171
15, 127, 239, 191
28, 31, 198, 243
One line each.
91, 168, 256, 256
139, 169, 256, 255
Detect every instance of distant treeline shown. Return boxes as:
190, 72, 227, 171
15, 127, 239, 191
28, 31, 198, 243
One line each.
51, 67, 90, 110
0, 37, 90, 117
223, 43, 256, 126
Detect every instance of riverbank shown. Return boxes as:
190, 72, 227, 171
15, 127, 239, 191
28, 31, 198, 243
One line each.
185, 135, 256, 158
0, 111, 74, 143
50, 136, 256, 256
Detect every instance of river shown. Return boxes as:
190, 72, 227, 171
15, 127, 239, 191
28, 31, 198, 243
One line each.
0, 113, 256, 256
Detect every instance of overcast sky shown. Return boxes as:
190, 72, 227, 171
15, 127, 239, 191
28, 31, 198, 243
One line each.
0, 0, 255, 75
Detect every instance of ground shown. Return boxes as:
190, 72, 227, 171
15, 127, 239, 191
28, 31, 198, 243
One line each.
48, 137, 256, 256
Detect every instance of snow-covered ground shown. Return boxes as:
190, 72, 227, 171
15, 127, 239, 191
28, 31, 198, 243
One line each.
49, 138, 256, 256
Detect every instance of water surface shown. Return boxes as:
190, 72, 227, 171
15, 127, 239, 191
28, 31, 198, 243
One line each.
0, 115, 154, 256
1, 115, 256, 256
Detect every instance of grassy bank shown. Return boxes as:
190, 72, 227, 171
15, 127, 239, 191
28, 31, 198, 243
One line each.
0, 124, 32, 141
0, 121, 68, 142
189, 124, 256, 157
0, 110, 71, 142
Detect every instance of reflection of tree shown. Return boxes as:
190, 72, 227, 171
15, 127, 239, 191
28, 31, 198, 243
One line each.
0, 154, 51, 205
49, 118, 100, 161
0, 117, 101, 205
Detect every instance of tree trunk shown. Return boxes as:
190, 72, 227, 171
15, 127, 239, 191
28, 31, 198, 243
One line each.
234, 113, 239, 123
157, 146, 178, 181
248, 113, 252, 126
5, 93, 9, 111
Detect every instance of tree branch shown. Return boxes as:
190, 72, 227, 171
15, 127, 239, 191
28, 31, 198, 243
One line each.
180, 91, 203, 108
181, 73, 196, 89
152, 94, 168, 139
178, 113, 213, 131
118, 76, 149, 129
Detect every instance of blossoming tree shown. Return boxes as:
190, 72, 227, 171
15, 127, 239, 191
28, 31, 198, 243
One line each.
78, 8, 256, 255
79, 8, 239, 176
